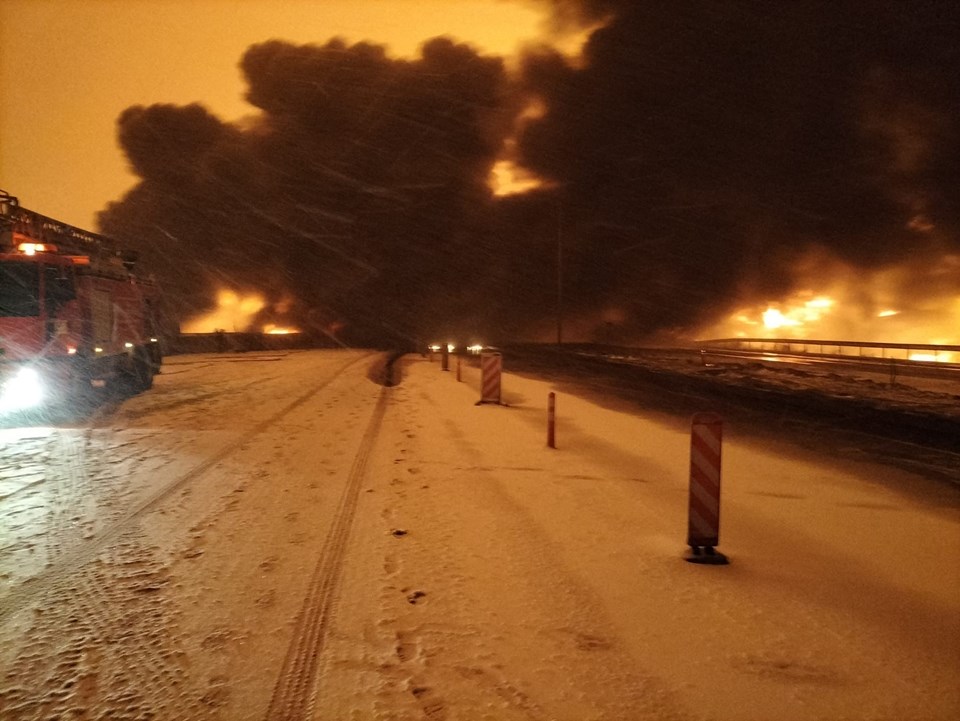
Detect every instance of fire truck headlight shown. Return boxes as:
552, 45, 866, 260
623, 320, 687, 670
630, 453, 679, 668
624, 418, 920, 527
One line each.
0, 367, 46, 413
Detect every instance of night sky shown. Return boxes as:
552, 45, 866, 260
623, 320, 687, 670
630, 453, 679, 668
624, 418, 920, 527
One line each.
97, 0, 960, 347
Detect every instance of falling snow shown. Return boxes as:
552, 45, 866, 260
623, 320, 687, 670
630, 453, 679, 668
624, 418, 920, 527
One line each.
0, 349, 957, 720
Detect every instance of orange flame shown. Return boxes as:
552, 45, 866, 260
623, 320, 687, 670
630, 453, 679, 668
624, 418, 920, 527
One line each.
697, 250, 960, 347
181, 289, 265, 333
489, 160, 544, 196
263, 324, 301, 335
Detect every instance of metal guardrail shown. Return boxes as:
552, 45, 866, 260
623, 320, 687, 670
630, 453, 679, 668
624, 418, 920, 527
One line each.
699, 337, 959, 360
697, 338, 960, 380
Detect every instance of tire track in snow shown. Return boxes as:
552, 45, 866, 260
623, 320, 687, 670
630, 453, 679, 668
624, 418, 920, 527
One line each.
0, 536, 184, 720
0, 352, 376, 624
264, 380, 391, 721
0, 432, 58, 586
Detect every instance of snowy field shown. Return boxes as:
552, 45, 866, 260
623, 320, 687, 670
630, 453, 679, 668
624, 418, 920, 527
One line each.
580, 346, 960, 418
0, 348, 957, 720
515, 344, 960, 423
505, 345, 960, 482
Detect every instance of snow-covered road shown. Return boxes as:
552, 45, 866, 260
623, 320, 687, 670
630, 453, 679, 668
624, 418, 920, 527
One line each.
0, 349, 957, 720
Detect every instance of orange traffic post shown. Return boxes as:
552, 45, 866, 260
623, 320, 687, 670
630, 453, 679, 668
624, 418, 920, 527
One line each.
476, 351, 502, 405
685, 412, 728, 564
547, 392, 556, 448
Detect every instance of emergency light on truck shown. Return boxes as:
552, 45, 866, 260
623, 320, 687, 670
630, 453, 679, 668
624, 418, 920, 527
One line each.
17, 242, 58, 255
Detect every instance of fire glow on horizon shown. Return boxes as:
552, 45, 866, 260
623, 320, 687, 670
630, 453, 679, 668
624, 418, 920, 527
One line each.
180, 289, 300, 335
696, 251, 960, 360
264, 324, 300, 335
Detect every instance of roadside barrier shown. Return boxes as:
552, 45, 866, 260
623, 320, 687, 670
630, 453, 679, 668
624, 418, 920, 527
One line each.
477, 351, 502, 404
453, 356, 727, 561
547, 392, 556, 448
685, 412, 728, 564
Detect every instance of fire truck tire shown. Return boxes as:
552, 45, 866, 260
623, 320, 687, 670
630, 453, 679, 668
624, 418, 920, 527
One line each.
132, 350, 154, 391
66, 373, 99, 414
118, 350, 153, 394
148, 343, 163, 372
138, 357, 154, 390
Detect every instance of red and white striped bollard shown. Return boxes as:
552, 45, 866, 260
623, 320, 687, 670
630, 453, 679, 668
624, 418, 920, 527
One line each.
685, 412, 728, 564
476, 351, 502, 405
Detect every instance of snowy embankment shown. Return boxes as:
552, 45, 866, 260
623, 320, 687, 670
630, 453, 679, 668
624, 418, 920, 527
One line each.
567, 344, 960, 421
502, 345, 960, 469
0, 349, 957, 720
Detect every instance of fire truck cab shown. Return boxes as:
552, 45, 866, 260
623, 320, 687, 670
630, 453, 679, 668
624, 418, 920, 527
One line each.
0, 190, 161, 414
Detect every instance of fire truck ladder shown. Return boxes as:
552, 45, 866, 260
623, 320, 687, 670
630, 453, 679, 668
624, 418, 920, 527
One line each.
0, 189, 136, 273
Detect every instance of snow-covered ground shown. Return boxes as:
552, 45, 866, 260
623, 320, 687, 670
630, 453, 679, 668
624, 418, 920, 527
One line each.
0, 349, 957, 720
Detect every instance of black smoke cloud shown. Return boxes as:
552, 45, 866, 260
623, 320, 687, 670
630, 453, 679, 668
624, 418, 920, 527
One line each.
100, 2, 960, 346
548, 0, 959, 336
101, 37, 514, 346
511, 0, 959, 339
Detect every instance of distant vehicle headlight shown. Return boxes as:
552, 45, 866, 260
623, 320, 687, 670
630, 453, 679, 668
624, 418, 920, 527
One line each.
428, 344, 442, 352
467, 344, 484, 354
0, 366, 45, 413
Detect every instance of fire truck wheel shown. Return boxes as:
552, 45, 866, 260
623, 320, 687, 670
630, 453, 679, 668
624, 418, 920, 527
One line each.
64, 373, 99, 416
138, 356, 154, 390
119, 350, 154, 394
132, 351, 154, 391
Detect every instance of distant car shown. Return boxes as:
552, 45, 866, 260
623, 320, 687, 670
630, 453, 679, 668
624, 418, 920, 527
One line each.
427, 341, 494, 356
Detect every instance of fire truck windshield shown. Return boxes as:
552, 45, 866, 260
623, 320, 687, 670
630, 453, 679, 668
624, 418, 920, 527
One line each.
0, 262, 40, 317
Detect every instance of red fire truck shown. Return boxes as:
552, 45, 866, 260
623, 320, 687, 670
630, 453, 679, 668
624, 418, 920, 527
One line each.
0, 190, 161, 414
